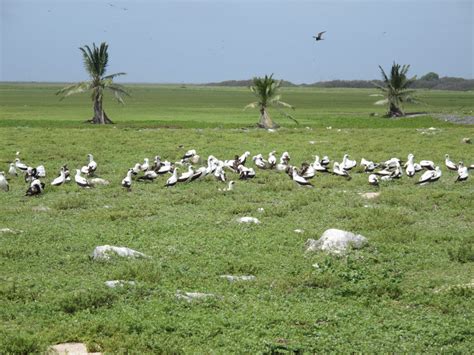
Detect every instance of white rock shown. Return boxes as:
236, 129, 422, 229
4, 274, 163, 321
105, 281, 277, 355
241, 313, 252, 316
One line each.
309, 141, 316, 145
0, 228, 23, 234
49, 342, 101, 354
90, 178, 110, 186
257, 208, 265, 213
176, 290, 215, 302
359, 192, 380, 199
238, 217, 260, 224
220, 275, 256, 282
32, 205, 51, 212
305, 229, 368, 255
91, 245, 147, 260
267, 129, 276, 133
294, 229, 304, 234
104, 280, 136, 288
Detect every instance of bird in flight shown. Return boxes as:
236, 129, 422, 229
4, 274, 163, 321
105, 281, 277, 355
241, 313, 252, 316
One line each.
313, 31, 326, 41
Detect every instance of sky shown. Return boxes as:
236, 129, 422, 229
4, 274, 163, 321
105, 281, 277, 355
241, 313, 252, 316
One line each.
1, 0, 473, 83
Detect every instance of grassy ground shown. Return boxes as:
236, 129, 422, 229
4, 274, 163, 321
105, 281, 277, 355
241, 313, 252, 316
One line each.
0, 84, 473, 352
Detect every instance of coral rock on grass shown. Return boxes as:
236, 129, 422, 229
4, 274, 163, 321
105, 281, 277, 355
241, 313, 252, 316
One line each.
305, 229, 368, 255
359, 192, 380, 199
238, 217, 260, 224
176, 290, 215, 302
220, 275, 256, 282
48, 342, 101, 354
104, 280, 136, 288
0, 228, 23, 234
91, 245, 147, 260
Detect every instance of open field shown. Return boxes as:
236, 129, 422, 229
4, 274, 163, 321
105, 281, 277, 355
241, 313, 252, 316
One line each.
0, 84, 473, 352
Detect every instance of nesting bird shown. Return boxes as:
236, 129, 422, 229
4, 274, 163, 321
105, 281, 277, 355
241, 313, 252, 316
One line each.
0, 172, 9, 192
455, 162, 469, 182
444, 154, 457, 171
368, 174, 379, 186
51, 167, 67, 186
75, 169, 92, 188
165, 167, 178, 187
121, 169, 133, 191
26, 178, 45, 196
416, 166, 442, 185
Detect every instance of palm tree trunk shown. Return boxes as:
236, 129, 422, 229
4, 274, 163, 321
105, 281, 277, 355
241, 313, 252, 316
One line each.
89, 97, 114, 124
257, 107, 279, 129
389, 103, 403, 117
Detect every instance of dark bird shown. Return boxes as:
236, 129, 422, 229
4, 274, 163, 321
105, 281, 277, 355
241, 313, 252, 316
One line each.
313, 31, 326, 41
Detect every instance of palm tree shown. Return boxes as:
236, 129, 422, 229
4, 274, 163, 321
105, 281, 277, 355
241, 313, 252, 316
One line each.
57, 42, 129, 124
374, 63, 417, 117
245, 74, 297, 129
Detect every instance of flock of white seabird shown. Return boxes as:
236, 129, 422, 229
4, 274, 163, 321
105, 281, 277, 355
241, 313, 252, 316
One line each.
0, 150, 471, 196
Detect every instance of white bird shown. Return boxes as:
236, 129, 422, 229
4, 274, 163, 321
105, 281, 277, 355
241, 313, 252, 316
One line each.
341, 154, 357, 170
320, 155, 330, 167
383, 157, 401, 169
333, 162, 351, 179
405, 154, 416, 177
253, 154, 267, 169
291, 167, 313, 187
140, 158, 150, 172
178, 165, 194, 183
181, 149, 196, 162
156, 161, 172, 174
121, 169, 133, 191
455, 162, 468, 182
51, 168, 67, 186
8, 163, 18, 177
218, 180, 235, 191
238, 151, 251, 165
138, 170, 159, 182
368, 174, 379, 186
360, 158, 378, 172
25, 178, 45, 196
311, 156, 329, 173
131, 163, 141, 175
74, 169, 92, 188
300, 163, 316, 179
416, 166, 441, 185
238, 165, 256, 180
214, 164, 226, 182
420, 160, 435, 170
15, 158, 28, 171
444, 154, 457, 171
268, 151, 277, 168
165, 167, 178, 187
86, 154, 97, 175
0, 172, 9, 192
190, 166, 207, 181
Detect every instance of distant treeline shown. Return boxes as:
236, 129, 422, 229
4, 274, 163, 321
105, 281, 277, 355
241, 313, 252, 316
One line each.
205, 76, 474, 91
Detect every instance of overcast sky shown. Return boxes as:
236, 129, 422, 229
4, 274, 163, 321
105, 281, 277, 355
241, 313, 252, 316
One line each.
1, 0, 473, 83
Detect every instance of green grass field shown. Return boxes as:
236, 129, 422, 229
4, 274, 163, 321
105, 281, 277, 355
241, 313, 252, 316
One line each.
0, 84, 473, 353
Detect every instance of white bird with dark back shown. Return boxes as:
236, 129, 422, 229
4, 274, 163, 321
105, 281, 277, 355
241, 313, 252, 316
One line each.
445, 154, 457, 171
455, 162, 468, 182
165, 167, 178, 187
291, 167, 313, 187
51, 167, 67, 186
121, 169, 133, 191
416, 166, 441, 185
0, 172, 9, 192
75, 169, 92, 188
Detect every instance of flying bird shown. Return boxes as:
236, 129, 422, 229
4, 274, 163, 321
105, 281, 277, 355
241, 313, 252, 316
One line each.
313, 31, 326, 41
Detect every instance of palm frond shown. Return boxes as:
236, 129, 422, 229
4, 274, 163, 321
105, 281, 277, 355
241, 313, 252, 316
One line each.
56, 82, 91, 100
102, 72, 127, 80
244, 102, 259, 110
